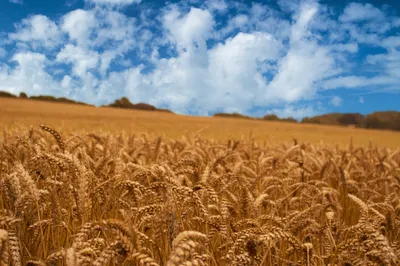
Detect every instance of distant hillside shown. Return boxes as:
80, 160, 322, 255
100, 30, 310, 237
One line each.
0, 91, 17, 98
262, 114, 297, 123
301, 113, 343, 125
215, 111, 400, 132
29, 95, 92, 106
0, 90, 92, 106
364, 111, 400, 131
301, 112, 400, 131
337, 113, 365, 126
106, 97, 174, 113
302, 113, 366, 127
213, 112, 254, 119
1, 90, 399, 131
213, 112, 297, 123
280, 117, 298, 123
0, 91, 172, 113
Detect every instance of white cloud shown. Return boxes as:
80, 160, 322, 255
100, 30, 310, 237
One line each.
205, 0, 227, 13
61, 75, 72, 89
9, 0, 23, 4
163, 7, 215, 50
216, 9, 290, 42
93, 9, 137, 74
339, 3, 385, 22
94, 9, 136, 46
330, 96, 342, 107
278, 0, 301, 13
96, 31, 283, 114
336, 3, 392, 48
61, 9, 96, 47
359, 96, 364, 104
210, 32, 282, 77
79, 72, 99, 101
367, 52, 400, 80
97, 66, 147, 104
365, 37, 400, 81
0, 52, 60, 96
265, 45, 335, 102
330, 43, 358, 53
61, 8, 136, 50
394, 17, 400, 27
262, 105, 321, 120
8, 15, 62, 49
322, 76, 398, 89
85, 0, 141, 5
243, 4, 291, 41
0, 48, 6, 58
290, 2, 318, 43
263, 2, 336, 103
381, 36, 400, 50
341, 23, 381, 45
56, 44, 99, 78
206, 32, 282, 109
231, 14, 249, 29
11, 52, 46, 74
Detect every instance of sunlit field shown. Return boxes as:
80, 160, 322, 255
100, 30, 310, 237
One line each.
1, 98, 400, 148
1, 98, 400, 265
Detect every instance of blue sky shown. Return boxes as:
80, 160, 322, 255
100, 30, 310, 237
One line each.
0, 0, 399, 119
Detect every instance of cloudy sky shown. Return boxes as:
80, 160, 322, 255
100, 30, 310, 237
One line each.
0, 0, 399, 118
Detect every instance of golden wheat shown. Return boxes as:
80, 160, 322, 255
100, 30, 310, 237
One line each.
0, 125, 399, 265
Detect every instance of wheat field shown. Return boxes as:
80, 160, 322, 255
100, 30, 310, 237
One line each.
1, 97, 400, 148
1, 98, 400, 265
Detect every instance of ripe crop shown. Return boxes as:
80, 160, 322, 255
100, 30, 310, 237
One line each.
0, 125, 399, 265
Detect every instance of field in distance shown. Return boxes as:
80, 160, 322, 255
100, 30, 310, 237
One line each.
1, 97, 400, 147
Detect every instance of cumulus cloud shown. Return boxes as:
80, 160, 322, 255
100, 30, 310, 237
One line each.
330, 96, 342, 107
205, 0, 227, 13
330, 43, 358, 53
264, 2, 336, 103
94, 9, 136, 46
61, 75, 72, 89
394, 17, 400, 27
322, 76, 398, 90
163, 7, 215, 50
0, 48, 6, 58
56, 44, 100, 78
0, 52, 60, 96
97, 66, 147, 104
334, 2, 393, 49
262, 105, 321, 120
8, 15, 62, 49
58, 8, 137, 76
339, 3, 385, 22
95, 29, 283, 114
367, 54, 400, 81
61, 9, 97, 47
9, 0, 23, 4
363, 37, 400, 83
218, 4, 291, 41
382, 36, 400, 49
